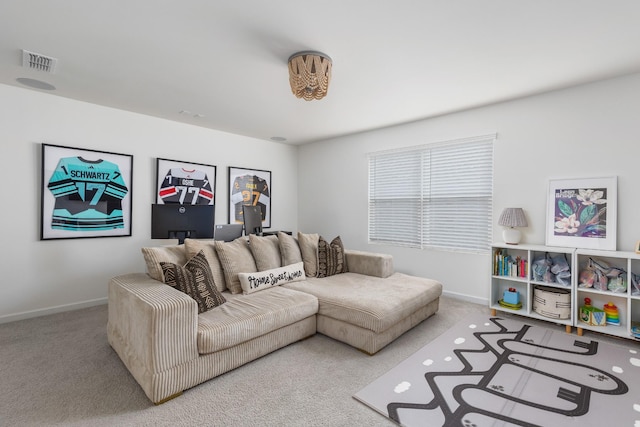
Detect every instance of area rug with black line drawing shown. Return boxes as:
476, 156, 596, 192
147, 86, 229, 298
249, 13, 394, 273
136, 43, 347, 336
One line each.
354, 314, 640, 427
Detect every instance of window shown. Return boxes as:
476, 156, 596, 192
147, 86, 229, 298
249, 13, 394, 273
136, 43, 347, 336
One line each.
368, 134, 495, 252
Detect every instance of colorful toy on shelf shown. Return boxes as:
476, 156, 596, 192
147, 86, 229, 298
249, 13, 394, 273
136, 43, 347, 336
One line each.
603, 302, 620, 326
631, 322, 640, 339
579, 297, 606, 326
498, 288, 522, 310
498, 299, 522, 310
503, 287, 519, 305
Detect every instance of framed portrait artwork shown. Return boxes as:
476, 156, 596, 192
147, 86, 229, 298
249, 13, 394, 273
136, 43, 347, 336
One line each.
228, 166, 271, 228
41, 143, 133, 240
156, 158, 216, 205
545, 176, 617, 250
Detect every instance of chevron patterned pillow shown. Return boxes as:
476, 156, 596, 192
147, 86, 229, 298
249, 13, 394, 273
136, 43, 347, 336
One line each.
161, 250, 226, 314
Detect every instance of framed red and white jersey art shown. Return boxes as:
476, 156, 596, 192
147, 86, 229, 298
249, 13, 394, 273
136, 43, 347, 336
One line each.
156, 158, 216, 206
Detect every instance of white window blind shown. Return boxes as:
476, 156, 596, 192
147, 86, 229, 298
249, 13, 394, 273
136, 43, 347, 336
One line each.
368, 134, 495, 252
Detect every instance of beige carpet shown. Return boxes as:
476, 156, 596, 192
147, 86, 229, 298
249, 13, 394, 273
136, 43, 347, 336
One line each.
2, 296, 624, 427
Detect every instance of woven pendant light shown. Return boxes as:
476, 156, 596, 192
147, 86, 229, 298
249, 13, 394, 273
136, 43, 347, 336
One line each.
288, 51, 332, 101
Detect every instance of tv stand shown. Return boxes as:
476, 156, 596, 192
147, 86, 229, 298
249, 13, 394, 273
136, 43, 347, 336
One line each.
169, 231, 192, 245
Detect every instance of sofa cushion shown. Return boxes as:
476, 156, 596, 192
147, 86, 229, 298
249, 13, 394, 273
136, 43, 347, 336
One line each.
196, 286, 318, 354
283, 272, 442, 333
160, 250, 227, 314
184, 238, 227, 292
215, 237, 258, 294
278, 231, 302, 265
297, 232, 319, 277
237, 262, 306, 294
317, 236, 345, 277
141, 244, 188, 282
249, 234, 282, 271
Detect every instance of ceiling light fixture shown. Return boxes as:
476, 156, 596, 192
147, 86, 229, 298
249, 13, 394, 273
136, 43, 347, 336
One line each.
288, 51, 332, 101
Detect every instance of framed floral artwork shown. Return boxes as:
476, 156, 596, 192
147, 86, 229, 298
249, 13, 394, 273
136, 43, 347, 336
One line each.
41, 143, 133, 240
545, 176, 617, 250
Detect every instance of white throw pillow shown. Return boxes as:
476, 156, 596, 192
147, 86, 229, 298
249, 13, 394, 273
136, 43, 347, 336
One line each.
278, 231, 302, 265
297, 232, 319, 277
215, 237, 257, 294
141, 244, 187, 282
237, 262, 306, 295
249, 234, 282, 271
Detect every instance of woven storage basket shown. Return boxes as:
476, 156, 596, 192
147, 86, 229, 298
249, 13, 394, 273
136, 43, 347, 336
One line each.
533, 285, 571, 319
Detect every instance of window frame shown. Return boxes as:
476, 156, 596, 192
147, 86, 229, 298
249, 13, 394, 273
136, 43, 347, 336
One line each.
368, 134, 495, 253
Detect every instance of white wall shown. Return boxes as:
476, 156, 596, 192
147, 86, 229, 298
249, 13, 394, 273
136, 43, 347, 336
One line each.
4, 72, 640, 321
298, 72, 640, 304
0, 84, 298, 322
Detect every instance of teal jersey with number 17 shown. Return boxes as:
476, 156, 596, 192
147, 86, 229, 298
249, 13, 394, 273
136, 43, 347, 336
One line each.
47, 156, 128, 231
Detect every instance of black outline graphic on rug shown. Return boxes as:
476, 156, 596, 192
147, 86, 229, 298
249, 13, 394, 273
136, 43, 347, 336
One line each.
386, 317, 628, 427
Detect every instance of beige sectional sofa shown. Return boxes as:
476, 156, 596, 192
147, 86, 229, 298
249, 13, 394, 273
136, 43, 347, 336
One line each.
107, 232, 442, 404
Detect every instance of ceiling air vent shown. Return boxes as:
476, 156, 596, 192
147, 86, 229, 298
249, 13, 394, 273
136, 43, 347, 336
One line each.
22, 49, 58, 74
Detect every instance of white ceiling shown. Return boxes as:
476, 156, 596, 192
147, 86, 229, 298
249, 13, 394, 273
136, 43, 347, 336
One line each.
2, 1, 640, 145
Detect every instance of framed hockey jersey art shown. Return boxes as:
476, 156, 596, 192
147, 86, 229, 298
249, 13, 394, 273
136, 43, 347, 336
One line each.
41, 144, 133, 240
156, 158, 216, 206
228, 166, 271, 229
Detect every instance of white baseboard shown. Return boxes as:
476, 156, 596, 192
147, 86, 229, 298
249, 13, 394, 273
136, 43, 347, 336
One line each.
441, 290, 488, 307
0, 297, 107, 324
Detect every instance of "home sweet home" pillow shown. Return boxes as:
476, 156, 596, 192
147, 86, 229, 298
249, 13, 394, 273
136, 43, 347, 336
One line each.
237, 262, 306, 295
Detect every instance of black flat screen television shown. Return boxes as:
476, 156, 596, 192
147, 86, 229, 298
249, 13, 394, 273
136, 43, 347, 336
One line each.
242, 205, 263, 236
151, 204, 214, 244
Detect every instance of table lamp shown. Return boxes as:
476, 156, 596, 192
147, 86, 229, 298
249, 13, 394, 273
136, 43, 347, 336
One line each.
498, 208, 527, 244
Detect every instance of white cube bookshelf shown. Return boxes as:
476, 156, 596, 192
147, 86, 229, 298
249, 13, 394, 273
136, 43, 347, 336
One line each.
489, 243, 640, 341
490, 243, 575, 333
574, 248, 640, 339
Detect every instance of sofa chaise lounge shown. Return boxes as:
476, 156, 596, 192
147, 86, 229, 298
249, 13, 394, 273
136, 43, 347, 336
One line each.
107, 232, 442, 404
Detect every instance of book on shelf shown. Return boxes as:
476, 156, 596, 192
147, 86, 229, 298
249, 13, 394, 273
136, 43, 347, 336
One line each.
493, 248, 528, 278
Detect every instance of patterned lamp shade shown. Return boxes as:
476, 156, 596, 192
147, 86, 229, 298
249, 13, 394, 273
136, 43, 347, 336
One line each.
498, 208, 527, 244
498, 208, 528, 228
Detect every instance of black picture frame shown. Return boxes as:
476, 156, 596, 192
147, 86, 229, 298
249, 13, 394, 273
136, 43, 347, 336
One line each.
41, 143, 133, 240
228, 166, 271, 228
155, 158, 216, 206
